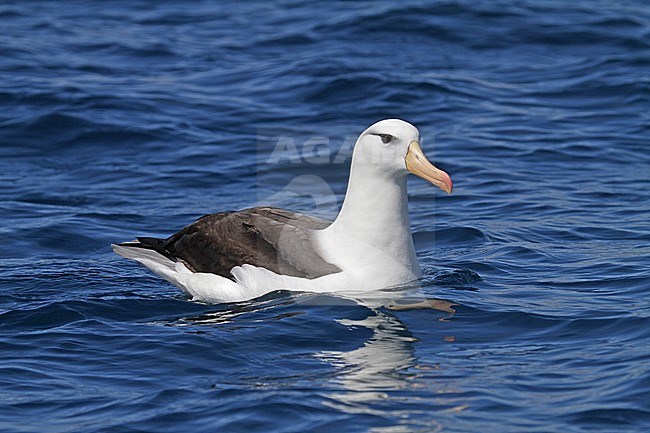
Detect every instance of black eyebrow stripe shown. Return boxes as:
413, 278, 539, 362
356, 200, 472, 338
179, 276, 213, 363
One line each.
370, 133, 394, 144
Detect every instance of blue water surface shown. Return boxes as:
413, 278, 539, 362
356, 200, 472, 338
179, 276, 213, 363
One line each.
1, 1, 649, 432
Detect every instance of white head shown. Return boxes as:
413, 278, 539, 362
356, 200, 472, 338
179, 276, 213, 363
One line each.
352, 119, 452, 193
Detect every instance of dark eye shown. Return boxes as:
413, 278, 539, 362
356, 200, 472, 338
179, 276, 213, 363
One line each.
376, 134, 393, 144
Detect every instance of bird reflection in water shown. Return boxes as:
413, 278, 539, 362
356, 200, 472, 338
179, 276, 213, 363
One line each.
315, 298, 458, 432
317, 298, 455, 391
173, 291, 462, 430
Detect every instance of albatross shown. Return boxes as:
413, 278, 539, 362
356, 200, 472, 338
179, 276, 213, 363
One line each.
113, 119, 452, 304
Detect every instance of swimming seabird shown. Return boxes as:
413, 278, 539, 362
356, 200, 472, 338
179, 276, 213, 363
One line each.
113, 119, 452, 303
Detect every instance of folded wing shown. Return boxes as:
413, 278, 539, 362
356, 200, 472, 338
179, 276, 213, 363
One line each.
119, 206, 341, 279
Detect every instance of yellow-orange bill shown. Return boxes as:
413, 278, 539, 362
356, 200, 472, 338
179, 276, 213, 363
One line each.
405, 141, 453, 194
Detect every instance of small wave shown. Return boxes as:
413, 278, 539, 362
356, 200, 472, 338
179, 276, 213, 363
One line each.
565, 408, 650, 429
416, 226, 490, 247
258, 33, 317, 47
302, 75, 386, 103
434, 268, 483, 287
2, 112, 165, 154
0, 8, 23, 19
0, 301, 89, 331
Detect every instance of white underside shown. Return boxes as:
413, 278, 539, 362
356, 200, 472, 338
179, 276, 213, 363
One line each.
112, 241, 421, 308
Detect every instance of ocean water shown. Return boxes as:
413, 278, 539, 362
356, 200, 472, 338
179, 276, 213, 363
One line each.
1, 1, 649, 432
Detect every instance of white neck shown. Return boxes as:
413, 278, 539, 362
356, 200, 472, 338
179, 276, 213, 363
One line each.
324, 159, 420, 276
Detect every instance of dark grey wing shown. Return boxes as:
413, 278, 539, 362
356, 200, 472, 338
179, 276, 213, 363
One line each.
245, 207, 341, 278
248, 207, 332, 230
120, 206, 340, 280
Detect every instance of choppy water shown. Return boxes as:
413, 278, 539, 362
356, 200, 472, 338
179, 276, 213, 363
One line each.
1, 1, 649, 432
